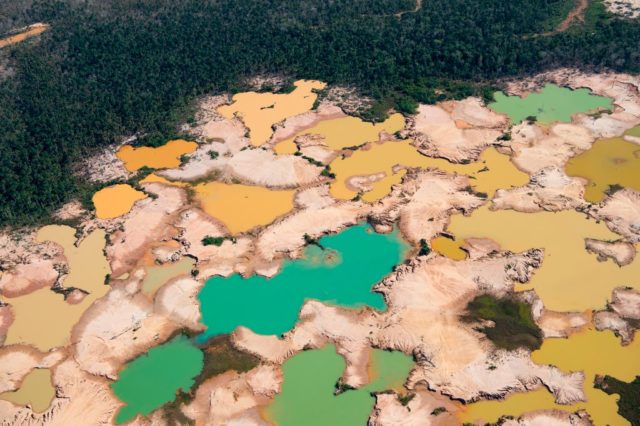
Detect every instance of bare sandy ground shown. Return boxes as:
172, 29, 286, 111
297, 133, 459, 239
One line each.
105, 183, 186, 276
183, 365, 281, 425
594, 287, 640, 344
411, 98, 508, 162
370, 385, 459, 426
588, 188, 640, 243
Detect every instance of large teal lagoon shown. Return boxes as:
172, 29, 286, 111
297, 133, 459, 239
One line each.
197, 223, 407, 340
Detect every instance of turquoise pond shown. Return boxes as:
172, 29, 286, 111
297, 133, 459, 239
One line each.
197, 223, 408, 340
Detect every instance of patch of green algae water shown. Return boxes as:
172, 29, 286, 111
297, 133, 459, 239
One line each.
111, 335, 203, 424
197, 223, 408, 340
266, 345, 414, 426
489, 84, 612, 124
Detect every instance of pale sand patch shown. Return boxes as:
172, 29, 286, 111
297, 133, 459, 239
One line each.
183, 366, 281, 425
492, 166, 586, 213
71, 287, 176, 379
0, 260, 59, 298
585, 238, 636, 266
370, 386, 460, 426
412, 98, 507, 162
509, 122, 594, 175
174, 208, 253, 277
604, 0, 640, 18
106, 183, 186, 276
588, 188, 640, 243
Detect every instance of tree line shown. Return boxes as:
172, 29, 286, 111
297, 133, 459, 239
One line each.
0, 0, 638, 226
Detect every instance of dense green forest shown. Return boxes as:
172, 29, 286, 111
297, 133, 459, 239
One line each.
0, 0, 639, 226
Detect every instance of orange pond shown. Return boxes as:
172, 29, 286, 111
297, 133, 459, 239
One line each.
92, 184, 146, 219
218, 80, 326, 146
329, 142, 529, 202
194, 182, 295, 234
116, 139, 198, 172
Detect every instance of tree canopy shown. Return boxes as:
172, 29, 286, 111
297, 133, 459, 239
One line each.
1, 0, 638, 225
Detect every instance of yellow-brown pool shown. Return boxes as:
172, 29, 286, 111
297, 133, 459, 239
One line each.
460, 329, 640, 426
92, 184, 146, 219
565, 136, 640, 203
329, 142, 529, 202
218, 80, 326, 146
0, 368, 55, 413
274, 113, 405, 154
194, 182, 295, 234
4, 226, 110, 350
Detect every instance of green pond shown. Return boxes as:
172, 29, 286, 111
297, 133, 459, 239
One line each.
265, 344, 414, 426
489, 84, 612, 124
197, 223, 407, 340
111, 335, 203, 424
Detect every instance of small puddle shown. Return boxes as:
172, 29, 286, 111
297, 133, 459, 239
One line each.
0, 368, 55, 413
218, 80, 326, 146
194, 182, 295, 234
116, 139, 198, 172
566, 136, 640, 203
460, 329, 640, 426
329, 143, 529, 202
111, 335, 203, 424
197, 223, 407, 340
436, 206, 640, 312
489, 84, 612, 124
4, 226, 110, 350
264, 344, 413, 426
274, 113, 405, 154
93, 184, 146, 219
